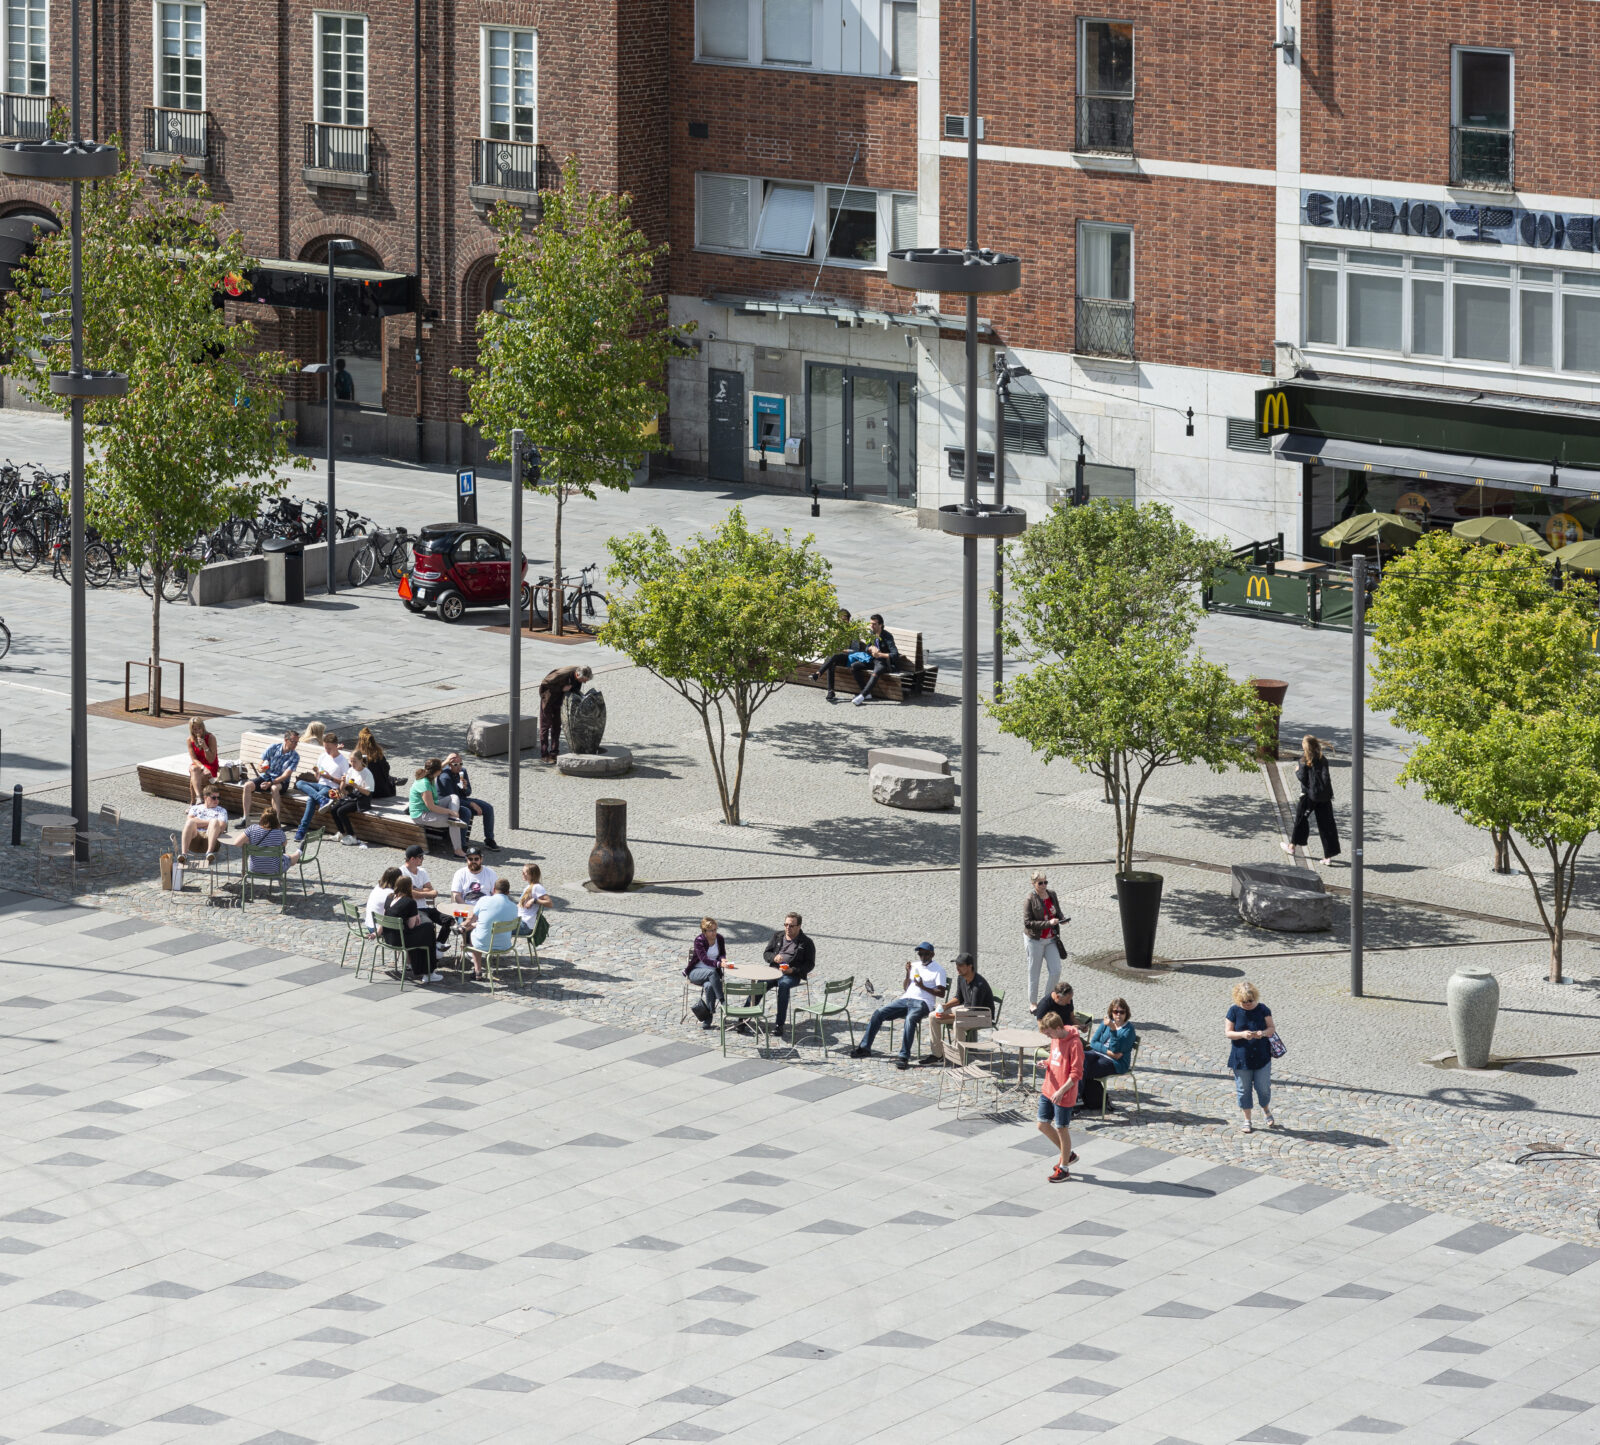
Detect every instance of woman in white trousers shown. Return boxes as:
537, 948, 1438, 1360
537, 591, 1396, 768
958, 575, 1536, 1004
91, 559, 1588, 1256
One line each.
1023, 871, 1067, 1004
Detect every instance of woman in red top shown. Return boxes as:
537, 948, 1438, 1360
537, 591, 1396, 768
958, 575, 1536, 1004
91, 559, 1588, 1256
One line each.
186, 717, 220, 803
1037, 1011, 1083, 1183
1023, 871, 1066, 1004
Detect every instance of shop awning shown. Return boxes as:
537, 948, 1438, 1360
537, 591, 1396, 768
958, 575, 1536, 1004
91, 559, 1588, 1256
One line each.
1276, 432, 1600, 498
231, 258, 415, 316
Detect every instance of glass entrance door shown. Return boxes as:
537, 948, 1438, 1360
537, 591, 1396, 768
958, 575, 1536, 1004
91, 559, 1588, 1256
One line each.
806, 364, 916, 504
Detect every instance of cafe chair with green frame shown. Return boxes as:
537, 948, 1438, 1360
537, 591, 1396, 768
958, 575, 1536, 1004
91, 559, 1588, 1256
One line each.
790, 975, 856, 1053
239, 843, 288, 910
374, 914, 412, 990
719, 978, 771, 1056
337, 899, 373, 973
288, 829, 327, 896
480, 917, 523, 988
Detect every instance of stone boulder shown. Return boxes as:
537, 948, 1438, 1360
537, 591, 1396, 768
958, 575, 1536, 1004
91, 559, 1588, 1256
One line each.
557, 745, 633, 777
1229, 859, 1325, 900
466, 713, 539, 757
871, 763, 956, 811
563, 689, 607, 754
866, 746, 950, 776
1238, 882, 1332, 932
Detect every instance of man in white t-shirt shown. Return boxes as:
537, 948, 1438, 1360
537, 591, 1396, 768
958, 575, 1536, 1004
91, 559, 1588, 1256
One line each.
402, 844, 453, 952
179, 786, 230, 860
849, 942, 948, 1071
450, 846, 498, 903
294, 731, 351, 842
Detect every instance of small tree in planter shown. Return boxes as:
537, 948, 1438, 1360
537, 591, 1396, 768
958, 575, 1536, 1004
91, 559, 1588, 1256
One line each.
601, 507, 850, 826
992, 500, 1261, 965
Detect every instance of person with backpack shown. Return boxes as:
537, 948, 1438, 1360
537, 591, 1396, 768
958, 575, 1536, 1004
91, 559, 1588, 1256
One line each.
1284, 734, 1340, 865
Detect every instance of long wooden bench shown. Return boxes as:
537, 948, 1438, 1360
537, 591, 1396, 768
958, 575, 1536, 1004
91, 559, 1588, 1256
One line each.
136, 731, 429, 852
790, 630, 939, 702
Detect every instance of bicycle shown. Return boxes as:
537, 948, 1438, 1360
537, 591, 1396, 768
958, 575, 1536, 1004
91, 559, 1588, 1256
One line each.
0, 614, 10, 660
347, 524, 411, 587
561, 561, 608, 630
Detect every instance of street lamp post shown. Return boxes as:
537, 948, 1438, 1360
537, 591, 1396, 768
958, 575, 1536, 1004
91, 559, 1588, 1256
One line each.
324, 237, 356, 594
0, 0, 122, 862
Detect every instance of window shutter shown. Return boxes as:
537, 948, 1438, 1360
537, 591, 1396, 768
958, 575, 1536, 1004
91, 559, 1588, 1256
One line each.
1002, 390, 1049, 456
698, 175, 751, 250
1225, 418, 1270, 453
891, 1, 917, 75
891, 193, 917, 252
763, 0, 811, 64
757, 184, 816, 256
699, 0, 749, 60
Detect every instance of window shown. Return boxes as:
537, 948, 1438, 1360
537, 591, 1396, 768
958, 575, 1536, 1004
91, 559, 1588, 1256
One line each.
1452, 47, 1512, 187
5, 0, 45, 95
698, 0, 747, 60
317, 14, 365, 127
1003, 390, 1048, 457
695, 173, 915, 268
1076, 20, 1134, 153
483, 28, 536, 142
890, 1, 916, 75
763, 0, 809, 65
157, 2, 203, 110
1078, 222, 1132, 300
1302, 245, 1600, 376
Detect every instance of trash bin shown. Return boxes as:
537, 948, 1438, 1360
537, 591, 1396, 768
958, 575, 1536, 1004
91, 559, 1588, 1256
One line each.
263, 537, 305, 604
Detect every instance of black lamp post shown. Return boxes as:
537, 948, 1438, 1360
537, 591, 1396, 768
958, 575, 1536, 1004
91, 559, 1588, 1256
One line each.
0, 0, 122, 860
887, 0, 1025, 964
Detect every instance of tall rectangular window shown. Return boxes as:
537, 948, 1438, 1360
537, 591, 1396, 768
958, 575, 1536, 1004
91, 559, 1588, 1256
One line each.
484, 28, 536, 142
1563, 274, 1600, 375
697, 174, 751, 251
1411, 278, 1444, 355
5, 0, 45, 95
890, 192, 917, 252
890, 1, 916, 75
1452, 47, 1512, 187
698, 0, 748, 59
825, 187, 877, 262
317, 14, 365, 126
1078, 19, 1133, 95
1078, 222, 1132, 300
763, 0, 809, 64
157, 2, 204, 110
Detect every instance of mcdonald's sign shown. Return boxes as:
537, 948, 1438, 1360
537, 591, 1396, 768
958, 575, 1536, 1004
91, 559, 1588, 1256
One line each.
1259, 389, 1291, 436
1245, 575, 1272, 606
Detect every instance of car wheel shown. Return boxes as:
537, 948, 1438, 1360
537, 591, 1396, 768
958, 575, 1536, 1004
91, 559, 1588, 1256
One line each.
437, 589, 467, 623
403, 598, 428, 614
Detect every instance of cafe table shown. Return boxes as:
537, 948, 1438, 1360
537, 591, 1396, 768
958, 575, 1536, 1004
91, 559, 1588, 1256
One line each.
989, 1027, 1049, 1091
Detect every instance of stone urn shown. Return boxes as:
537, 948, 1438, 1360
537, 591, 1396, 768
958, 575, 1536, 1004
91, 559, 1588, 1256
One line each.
588, 797, 634, 891
1446, 965, 1500, 1069
1250, 678, 1289, 761
564, 689, 607, 755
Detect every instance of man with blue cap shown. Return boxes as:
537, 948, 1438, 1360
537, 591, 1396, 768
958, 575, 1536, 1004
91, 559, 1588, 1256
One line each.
850, 942, 948, 1071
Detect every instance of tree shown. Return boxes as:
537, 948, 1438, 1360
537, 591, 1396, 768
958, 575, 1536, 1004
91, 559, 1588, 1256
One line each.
458, 164, 688, 634
601, 507, 850, 825
1369, 531, 1600, 981
0, 154, 302, 715
992, 499, 1261, 871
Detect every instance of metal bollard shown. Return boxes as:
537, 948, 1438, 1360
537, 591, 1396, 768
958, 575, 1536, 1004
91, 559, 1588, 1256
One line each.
10, 782, 20, 845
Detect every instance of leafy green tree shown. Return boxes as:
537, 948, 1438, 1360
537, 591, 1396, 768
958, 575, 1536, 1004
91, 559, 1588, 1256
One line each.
992, 500, 1261, 871
1370, 532, 1600, 981
601, 507, 850, 825
0, 154, 302, 715
458, 164, 688, 633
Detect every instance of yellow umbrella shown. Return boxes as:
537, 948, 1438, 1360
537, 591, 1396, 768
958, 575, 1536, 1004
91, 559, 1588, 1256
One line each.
1452, 516, 1553, 552
1551, 540, 1600, 574
1320, 512, 1423, 550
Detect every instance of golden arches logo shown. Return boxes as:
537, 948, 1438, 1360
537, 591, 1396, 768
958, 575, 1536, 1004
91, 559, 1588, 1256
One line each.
1246, 575, 1272, 601
1260, 391, 1290, 435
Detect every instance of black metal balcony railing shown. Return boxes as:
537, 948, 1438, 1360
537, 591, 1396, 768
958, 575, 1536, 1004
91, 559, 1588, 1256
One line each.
472, 138, 559, 195
1075, 95, 1135, 155
1075, 296, 1136, 359
144, 105, 208, 160
305, 121, 370, 174
0, 92, 51, 141
1451, 123, 1514, 189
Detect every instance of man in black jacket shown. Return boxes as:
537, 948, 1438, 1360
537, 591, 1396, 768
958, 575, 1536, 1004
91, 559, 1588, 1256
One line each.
762, 911, 816, 1037
848, 614, 901, 707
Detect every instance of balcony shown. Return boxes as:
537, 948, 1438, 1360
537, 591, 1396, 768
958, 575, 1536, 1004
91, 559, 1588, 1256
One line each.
1074, 296, 1136, 360
470, 138, 559, 213
141, 105, 209, 171
0, 92, 52, 141
1075, 95, 1135, 157
303, 121, 371, 196
1451, 124, 1514, 191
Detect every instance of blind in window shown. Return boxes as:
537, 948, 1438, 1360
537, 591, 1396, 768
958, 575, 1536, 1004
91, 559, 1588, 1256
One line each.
891, 1, 916, 74
1079, 224, 1132, 300
699, 0, 748, 59
1002, 390, 1049, 456
757, 184, 816, 255
699, 174, 751, 250
891, 193, 917, 252
764, 0, 810, 64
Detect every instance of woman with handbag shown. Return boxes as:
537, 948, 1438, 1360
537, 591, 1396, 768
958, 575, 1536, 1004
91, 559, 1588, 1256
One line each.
1224, 980, 1280, 1132
1023, 871, 1068, 1004
685, 916, 727, 1028
1283, 734, 1340, 865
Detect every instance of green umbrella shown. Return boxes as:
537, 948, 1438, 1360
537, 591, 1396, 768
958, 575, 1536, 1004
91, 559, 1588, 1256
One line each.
1320, 512, 1423, 550
1551, 539, 1600, 573
1451, 516, 1553, 552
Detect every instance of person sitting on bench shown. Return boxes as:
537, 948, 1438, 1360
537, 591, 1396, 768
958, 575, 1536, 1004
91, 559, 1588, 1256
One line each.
811, 608, 867, 704
240, 728, 300, 823
847, 614, 901, 706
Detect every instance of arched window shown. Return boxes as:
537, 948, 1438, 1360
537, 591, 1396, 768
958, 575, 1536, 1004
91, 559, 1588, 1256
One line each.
327, 242, 384, 411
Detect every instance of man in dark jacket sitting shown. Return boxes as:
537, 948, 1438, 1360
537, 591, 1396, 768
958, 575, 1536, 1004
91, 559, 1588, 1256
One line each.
763, 910, 816, 1037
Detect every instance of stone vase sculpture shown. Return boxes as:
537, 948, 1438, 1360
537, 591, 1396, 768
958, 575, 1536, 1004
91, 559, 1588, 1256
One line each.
1446, 965, 1500, 1069
564, 689, 607, 755
588, 797, 634, 891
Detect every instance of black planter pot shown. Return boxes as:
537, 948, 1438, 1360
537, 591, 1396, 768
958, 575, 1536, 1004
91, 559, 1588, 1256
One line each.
1115, 870, 1165, 969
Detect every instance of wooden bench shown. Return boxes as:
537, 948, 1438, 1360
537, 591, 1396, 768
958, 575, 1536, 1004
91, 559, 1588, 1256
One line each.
136, 731, 429, 851
790, 630, 939, 702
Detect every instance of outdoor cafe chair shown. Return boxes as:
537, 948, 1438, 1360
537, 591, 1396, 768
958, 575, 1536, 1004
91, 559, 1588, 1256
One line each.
36, 824, 76, 885
480, 917, 523, 987
239, 843, 288, 910
374, 914, 411, 989
338, 899, 372, 972
1098, 1042, 1142, 1118
289, 829, 327, 895
790, 975, 855, 1052
720, 978, 771, 1056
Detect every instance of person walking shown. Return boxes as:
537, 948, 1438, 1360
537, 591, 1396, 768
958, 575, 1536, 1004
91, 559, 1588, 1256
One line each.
1225, 981, 1277, 1133
1036, 1011, 1082, 1183
1283, 734, 1340, 865
1023, 871, 1067, 1004
538, 665, 593, 763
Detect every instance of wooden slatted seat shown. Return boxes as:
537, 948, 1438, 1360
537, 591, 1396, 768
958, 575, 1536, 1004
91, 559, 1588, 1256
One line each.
790, 630, 939, 702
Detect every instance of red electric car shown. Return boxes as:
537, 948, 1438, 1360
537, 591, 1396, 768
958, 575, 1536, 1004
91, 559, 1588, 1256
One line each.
401, 524, 531, 622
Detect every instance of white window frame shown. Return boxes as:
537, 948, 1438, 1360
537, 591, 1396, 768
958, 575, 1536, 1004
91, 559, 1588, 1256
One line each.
694, 172, 915, 270
1299, 244, 1600, 378
4, 0, 47, 97
1451, 45, 1513, 130
480, 25, 537, 144
693, 0, 914, 79
154, 1, 204, 111
314, 11, 367, 128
